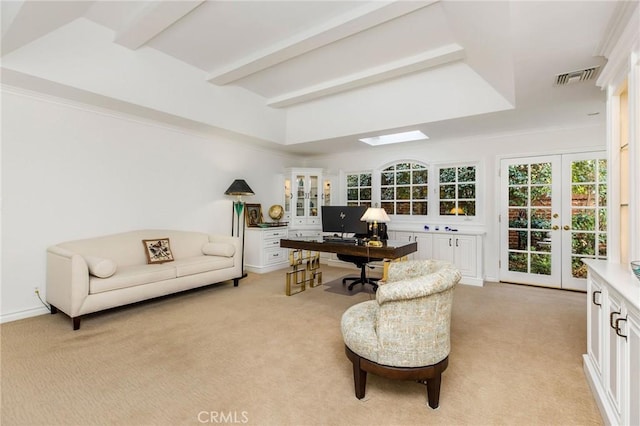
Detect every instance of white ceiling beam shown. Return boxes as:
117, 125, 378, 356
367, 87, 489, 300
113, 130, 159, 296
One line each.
1, 1, 92, 56
1, 0, 25, 38
267, 43, 465, 108
207, 0, 439, 85
114, 1, 205, 50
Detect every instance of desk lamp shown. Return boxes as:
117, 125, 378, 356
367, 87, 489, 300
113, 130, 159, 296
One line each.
360, 207, 390, 247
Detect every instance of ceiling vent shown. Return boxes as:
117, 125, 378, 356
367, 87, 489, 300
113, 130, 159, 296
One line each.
555, 67, 600, 86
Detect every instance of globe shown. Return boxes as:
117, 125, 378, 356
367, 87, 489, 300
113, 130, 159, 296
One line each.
268, 204, 284, 221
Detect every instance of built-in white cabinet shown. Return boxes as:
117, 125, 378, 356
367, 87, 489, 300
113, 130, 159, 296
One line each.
389, 230, 483, 286
244, 227, 289, 273
284, 168, 325, 228
628, 310, 640, 426
432, 234, 478, 280
389, 231, 432, 260
583, 260, 640, 426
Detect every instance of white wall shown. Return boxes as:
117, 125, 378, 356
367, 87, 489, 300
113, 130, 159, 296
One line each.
0, 84, 608, 322
306, 124, 607, 282
1, 88, 297, 322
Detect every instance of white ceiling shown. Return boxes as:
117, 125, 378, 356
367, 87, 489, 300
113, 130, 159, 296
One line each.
1, 1, 629, 155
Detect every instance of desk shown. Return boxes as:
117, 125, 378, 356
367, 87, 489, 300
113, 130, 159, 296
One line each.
279, 239, 417, 295
280, 239, 417, 259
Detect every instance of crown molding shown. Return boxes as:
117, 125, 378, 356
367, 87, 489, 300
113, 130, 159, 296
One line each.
596, 1, 639, 90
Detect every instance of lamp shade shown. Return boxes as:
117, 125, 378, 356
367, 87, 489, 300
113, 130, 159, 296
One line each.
360, 207, 390, 223
450, 207, 465, 215
224, 179, 254, 196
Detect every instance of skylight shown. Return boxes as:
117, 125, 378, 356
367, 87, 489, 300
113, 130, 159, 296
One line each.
359, 130, 429, 146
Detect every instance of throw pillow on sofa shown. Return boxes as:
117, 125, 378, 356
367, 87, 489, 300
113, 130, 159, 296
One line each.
84, 256, 117, 278
142, 238, 174, 264
202, 242, 236, 257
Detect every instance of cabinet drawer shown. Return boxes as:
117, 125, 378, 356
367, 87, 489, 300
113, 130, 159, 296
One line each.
265, 248, 287, 265
263, 229, 288, 239
263, 238, 282, 249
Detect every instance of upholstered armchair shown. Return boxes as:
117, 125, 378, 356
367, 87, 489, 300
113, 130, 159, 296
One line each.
340, 259, 461, 408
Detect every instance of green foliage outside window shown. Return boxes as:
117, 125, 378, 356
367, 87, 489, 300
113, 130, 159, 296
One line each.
439, 165, 476, 216
346, 172, 372, 207
380, 162, 428, 215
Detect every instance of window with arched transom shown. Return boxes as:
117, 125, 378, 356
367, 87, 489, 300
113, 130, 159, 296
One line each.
380, 161, 429, 216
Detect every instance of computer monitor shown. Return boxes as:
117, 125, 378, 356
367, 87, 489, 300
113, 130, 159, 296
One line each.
321, 205, 368, 237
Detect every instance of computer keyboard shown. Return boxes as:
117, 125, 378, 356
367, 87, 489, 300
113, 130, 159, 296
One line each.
323, 236, 357, 244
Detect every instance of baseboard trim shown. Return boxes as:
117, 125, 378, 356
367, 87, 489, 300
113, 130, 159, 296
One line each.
244, 263, 290, 274
1, 306, 50, 324
460, 276, 484, 286
583, 354, 614, 425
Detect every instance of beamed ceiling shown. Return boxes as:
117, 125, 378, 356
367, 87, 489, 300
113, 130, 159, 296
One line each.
1, 1, 630, 155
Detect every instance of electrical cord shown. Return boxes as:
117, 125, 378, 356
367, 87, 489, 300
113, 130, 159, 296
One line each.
35, 289, 52, 312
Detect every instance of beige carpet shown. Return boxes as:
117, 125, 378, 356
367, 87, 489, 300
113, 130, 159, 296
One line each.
1, 266, 602, 426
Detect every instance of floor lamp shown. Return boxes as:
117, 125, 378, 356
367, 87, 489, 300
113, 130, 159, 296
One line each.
224, 179, 255, 279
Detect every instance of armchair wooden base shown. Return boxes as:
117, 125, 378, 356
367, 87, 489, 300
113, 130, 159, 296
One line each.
345, 345, 449, 409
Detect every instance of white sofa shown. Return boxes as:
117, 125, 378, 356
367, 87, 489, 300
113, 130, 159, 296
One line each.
46, 230, 242, 330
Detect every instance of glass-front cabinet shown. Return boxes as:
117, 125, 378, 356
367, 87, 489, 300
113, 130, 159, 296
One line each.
284, 168, 328, 228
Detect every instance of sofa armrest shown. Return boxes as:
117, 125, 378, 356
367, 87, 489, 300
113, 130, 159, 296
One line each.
46, 246, 90, 317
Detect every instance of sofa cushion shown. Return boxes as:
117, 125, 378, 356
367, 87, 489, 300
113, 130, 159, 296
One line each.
173, 256, 234, 277
202, 242, 236, 257
84, 256, 117, 278
89, 263, 177, 294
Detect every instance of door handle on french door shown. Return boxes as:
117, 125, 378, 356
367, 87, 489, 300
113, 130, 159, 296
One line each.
552, 225, 559, 230
563, 225, 570, 230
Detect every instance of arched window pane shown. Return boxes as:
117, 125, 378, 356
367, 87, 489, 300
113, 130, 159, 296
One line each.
378, 162, 429, 216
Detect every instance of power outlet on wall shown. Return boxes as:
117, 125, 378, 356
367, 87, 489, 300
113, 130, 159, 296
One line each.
34, 286, 40, 295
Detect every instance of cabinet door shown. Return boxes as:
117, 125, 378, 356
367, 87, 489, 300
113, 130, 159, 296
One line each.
294, 174, 306, 220
415, 233, 432, 260
606, 293, 625, 421
308, 174, 320, 224
392, 232, 417, 260
432, 234, 455, 264
627, 309, 640, 426
587, 274, 604, 378
453, 235, 477, 276
392, 231, 414, 243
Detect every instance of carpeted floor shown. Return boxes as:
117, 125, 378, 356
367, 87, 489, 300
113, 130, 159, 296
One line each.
0, 265, 602, 425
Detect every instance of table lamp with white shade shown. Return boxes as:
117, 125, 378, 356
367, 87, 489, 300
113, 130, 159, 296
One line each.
360, 207, 391, 247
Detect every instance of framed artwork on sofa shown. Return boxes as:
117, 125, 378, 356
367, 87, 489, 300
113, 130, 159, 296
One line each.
245, 204, 263, 227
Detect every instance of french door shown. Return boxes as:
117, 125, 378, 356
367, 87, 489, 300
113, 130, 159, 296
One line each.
500, 152, 607, 291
